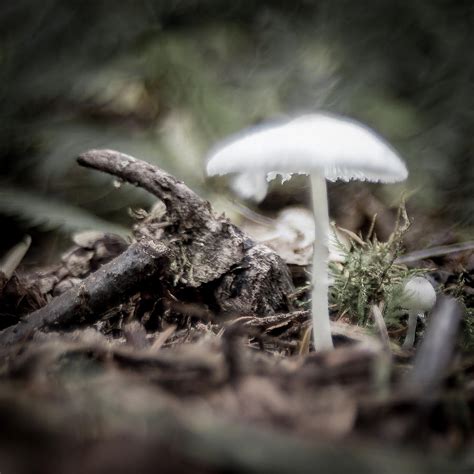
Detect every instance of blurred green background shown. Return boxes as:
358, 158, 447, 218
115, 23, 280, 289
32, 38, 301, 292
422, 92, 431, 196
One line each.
0, 0, 472, 262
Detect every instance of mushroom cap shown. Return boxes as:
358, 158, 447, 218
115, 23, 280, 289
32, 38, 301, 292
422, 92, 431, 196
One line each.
206, 113, 408, 183
402, 276, 437, 312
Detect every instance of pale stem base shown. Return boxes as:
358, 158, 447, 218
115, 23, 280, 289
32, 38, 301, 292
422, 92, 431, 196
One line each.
403, 310, 422, 349
310, 172, 334, 351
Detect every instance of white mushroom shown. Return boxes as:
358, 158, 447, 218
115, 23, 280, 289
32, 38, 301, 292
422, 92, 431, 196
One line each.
206, 113, 408, 351
401, 276, 437, 350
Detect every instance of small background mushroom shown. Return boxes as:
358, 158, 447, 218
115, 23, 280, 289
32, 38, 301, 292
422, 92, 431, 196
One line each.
401, 276, 437, 349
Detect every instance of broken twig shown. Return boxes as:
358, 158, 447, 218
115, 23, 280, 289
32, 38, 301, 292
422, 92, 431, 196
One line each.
0, 241, 171, 350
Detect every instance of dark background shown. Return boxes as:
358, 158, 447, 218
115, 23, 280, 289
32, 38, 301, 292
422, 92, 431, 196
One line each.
1, 0, 472, 261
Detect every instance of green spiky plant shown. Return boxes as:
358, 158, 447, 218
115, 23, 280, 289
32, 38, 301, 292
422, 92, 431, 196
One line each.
291, 202, 422, 334
328, 202, 423, 336
291, 200, 473, 350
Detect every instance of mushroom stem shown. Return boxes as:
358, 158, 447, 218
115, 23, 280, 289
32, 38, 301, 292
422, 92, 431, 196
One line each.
310, 172, 334, 351
403, 310, 421, 349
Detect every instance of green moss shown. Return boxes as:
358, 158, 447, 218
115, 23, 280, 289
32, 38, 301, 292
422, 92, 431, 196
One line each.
329, 203, 422, 333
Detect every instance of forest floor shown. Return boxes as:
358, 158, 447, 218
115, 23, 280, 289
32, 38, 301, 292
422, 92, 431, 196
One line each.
0, 150, 472, 474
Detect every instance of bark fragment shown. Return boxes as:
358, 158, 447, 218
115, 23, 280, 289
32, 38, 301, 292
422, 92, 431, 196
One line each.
77, 149, 294, 314
0, 240, 171, 349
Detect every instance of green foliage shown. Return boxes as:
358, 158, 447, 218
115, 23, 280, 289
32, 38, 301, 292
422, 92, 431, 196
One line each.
329, 204, 420, 327
0, 1, 472, 259
0, 186, 128, 237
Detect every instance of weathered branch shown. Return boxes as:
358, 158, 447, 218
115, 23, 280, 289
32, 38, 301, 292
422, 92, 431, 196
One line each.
78, 149, 213, 226
76, 149, 295, 314
0, 240, 171, 349
0, 150, 294, 346
77, 149, 251, 287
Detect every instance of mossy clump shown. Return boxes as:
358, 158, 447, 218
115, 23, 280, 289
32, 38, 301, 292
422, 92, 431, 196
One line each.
329, 203, 421, 331
296, 202, 471, 349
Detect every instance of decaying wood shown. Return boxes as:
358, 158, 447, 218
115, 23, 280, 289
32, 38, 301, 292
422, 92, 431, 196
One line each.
77, 149, 294, 315
40, 231, 129, 297
78, 149, 213, 227
0, 240, 171, 349
1, 150, 471, 473
0, 150, 294, 348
